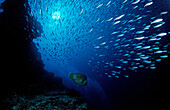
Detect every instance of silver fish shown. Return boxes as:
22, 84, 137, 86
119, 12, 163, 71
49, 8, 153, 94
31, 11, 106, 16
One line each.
151, 18, 163, 24
114, 14, 125, 21
132, 0, 140, 5
96, 3, 103, 9
144, 2, 153, 7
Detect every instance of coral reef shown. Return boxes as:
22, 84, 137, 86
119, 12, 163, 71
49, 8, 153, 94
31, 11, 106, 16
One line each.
4, 91, 88, 110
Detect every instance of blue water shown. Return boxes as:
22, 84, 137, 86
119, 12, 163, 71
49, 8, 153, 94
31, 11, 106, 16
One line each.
1, 0, 167, 109
25, 0, 169, 109
0, 0, 5, 13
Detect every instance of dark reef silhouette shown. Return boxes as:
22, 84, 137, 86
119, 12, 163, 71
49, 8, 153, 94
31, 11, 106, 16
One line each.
0, 0, 88, 109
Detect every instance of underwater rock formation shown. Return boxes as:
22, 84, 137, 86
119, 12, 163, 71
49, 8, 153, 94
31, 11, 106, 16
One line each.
3, 91, 88, 110
2, 71, 89, 109
69, 73, 87, 86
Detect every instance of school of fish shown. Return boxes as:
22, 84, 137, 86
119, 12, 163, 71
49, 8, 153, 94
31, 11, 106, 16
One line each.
25, 0, 169, 78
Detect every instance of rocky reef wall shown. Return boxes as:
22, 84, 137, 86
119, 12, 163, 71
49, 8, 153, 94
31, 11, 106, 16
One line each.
0, 0, 88, 109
